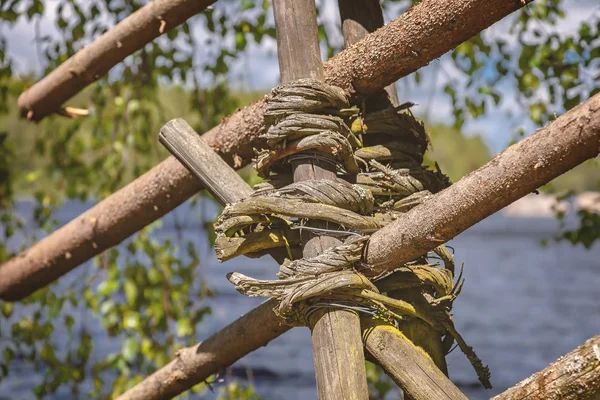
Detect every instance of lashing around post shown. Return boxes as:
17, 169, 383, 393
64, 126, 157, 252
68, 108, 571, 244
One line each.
215, 78, 491, 389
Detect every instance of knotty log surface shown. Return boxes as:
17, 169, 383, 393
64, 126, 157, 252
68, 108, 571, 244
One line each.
492, 334, 600, 400
17, 0, 214, 121
364, 93, 600, 276
0, 0, 537, 301
363, 319, 467, 400
116, 299, 290, 400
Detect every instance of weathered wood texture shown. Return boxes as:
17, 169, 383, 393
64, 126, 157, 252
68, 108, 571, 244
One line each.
158, 118, 253, 205
116, 299, 290, 400
273, 0, 323, 84
493, 334, 600, 400
337, 0, 449, 383
364, 92, 600, 276
273, 0, 368, 398
363, 320, 467, 400
0, 0, 537, 301
308, 308, 369, 400
17, 0, 214, 121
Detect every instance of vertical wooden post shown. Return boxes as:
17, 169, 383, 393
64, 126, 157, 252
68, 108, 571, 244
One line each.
272, 1, 369, 399
338, 0, 449, 378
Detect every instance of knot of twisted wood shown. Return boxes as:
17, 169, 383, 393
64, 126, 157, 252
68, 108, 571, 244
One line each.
215, 78, 490, 388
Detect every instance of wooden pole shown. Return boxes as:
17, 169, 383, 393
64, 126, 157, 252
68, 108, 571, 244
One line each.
272, 1, 368, 398
492, 334, 600, 400
363, 319, 467, 400
116, 299, 290, 400
0, 0, 549, 301
362, 92, 600, 276
17, 0, 215, 121
337, 0, 449, 379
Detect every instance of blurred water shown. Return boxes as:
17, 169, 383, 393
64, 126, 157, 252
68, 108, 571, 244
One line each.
1, 199, 599, 399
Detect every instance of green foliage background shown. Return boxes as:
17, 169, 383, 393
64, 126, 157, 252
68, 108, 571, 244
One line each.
0, 0, 598, 398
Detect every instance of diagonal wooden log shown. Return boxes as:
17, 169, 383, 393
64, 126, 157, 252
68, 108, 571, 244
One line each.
492, 334, 600, 400
17, 0, 215, 121
116, 299, 290, 400
272, 0, 369, 398
158, 119, 252, 205
363, 93, 600, 277
0, 0, 535, 301
362, 319, 467, 400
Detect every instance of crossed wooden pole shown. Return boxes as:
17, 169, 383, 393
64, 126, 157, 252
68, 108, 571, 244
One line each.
2, 0, 600, 399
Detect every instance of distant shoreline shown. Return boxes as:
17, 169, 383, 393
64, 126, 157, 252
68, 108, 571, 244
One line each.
502, 191, 600, 217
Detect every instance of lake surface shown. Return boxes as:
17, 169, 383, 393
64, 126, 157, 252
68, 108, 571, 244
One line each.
1, 199, 599, 399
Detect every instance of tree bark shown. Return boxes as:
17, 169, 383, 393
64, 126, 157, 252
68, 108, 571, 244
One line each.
0, 0, 534, 301
363, 92, 600, 277
116, 299, 290, 400
492, 334, 600, 400
363, 319, 467, 400
17, 0, 214, 121
337, 0, 399, 107
273, 1, 369, 398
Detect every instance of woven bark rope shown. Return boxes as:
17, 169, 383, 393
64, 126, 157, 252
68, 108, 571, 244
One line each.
215, 79, 491, 388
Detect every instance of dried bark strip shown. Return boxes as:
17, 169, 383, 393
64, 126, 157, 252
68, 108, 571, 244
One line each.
17, 0, 215, 121
492, 334, 600, 400
0, 0, 533, 301
363, 92, 600, 276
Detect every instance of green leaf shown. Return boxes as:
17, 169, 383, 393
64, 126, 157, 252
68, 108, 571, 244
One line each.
124, 280, 139, 305
176, 317, 193, 337
1, 302, 13, 318
122, 337, 140, 362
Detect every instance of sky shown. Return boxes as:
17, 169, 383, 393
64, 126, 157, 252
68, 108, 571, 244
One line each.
1, 0, 598, 153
